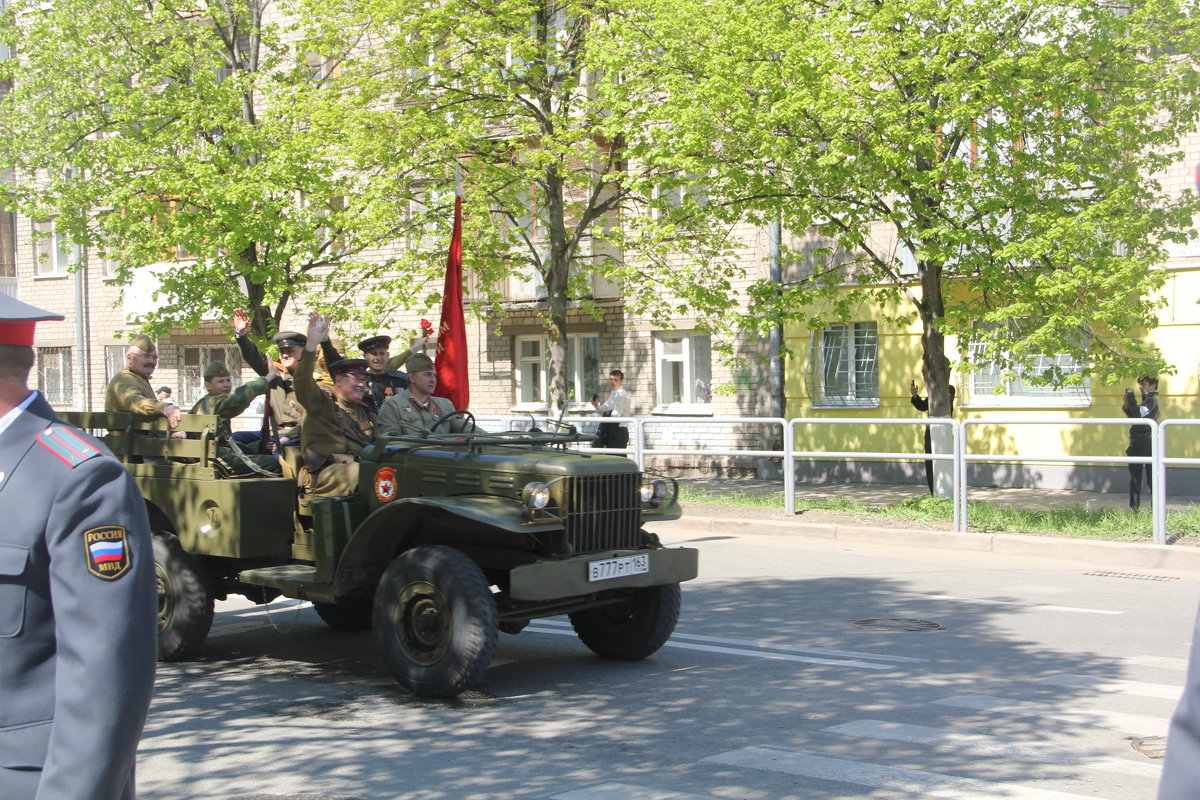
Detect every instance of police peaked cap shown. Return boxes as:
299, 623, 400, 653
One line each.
329, 358, 369, 377
357, 335, 392, 352
0, 295, 64, 346
272, 331, 307, 350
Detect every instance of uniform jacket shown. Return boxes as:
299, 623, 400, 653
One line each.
236, 335, 304, 439
294, 350, 375, 459
375, 390, 479, 438
0, 393, 157, 800
188, 378, 268, 419
104, 367, 169, 415
364, 371, 409, 411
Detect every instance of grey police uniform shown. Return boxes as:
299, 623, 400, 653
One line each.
0, 393, 157, 800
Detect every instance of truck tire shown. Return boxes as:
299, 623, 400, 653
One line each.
153, 532, 214, 661
373, 546, 498, 698
314, 595, 374, 631
569, 583, 681, 660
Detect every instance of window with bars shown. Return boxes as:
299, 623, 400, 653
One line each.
805, 322, 879, 407
104, 345, 127, 383
178, 344, 242, 409
37, 347, 72, 406
966, 333, 1090, 407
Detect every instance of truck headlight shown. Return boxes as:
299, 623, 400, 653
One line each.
523, 482, 552, 510
640, 478, 667, 506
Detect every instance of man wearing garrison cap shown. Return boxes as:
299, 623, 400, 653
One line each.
293, 313, 376, 509
104, 332, 183, 428
0, 296, 156, 799
376, 351, 481, 438
188, 360, 281, 476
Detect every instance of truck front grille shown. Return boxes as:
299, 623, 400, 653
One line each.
564, 473, 641, 553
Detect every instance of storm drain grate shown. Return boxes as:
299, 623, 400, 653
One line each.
1084, 571, 1180, 582
849, 618, 947, 632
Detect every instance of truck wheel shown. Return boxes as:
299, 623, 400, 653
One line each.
373, 546, 498, 698
569, 583, 681, 660
314, 595, 374, 631
153, 532, 214, 661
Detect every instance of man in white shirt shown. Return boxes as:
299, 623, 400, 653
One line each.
591, 369, 631, 449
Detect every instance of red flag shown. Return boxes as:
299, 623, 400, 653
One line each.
436, 195, 469, 409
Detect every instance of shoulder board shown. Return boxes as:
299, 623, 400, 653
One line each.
37, 426, 105, 468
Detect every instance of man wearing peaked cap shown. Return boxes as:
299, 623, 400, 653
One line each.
0, 296, 156, 799
357, 334, 409, 410
104, 331, 183, 429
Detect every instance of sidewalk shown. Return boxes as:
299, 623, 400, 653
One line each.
659, 477, 1200, 574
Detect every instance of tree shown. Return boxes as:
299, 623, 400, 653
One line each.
0, 0, 442, 342
598, 0, 1200, 416
306, 0, 744, 410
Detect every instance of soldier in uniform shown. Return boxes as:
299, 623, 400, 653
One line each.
188, 361, 281, 476
104, 333, 183, 430
0, 295, 156, 800
295, 313, 376, 511
376, 352, 481, 438
357, 334, 408, 410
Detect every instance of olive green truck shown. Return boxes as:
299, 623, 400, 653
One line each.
60, 411, 698, 697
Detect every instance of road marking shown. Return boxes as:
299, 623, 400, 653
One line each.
933, 695, 1170, 737
826, 719, 1162, 778
552, 783, 716, 800
704, 746, 1106, 799
869, 590, 1121, 615
1124, 654, 1189, 671
1035, 673, 1183, 700
525, 625, 895, 669
530, 618, 924, 663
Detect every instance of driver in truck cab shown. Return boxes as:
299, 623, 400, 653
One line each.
375, 351, 482, 438
294, 313, 376, 512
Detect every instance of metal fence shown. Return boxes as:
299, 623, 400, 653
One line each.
476, 412, 1195, 544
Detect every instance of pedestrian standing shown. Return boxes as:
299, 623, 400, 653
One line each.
1123, 376, 1160, 511
0, 295, 157, 799
591, 369, 632, 449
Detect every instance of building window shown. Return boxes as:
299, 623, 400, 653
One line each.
805, 322, 879, 407
32, 219, 75, 277
966, 332, 1090, 407
37, 347, 72, 406
653, 331, 712, 411
178, 344, 242, 409
104, 344, 127, 382
513, 334, 601, 409
0, 206, 15, 279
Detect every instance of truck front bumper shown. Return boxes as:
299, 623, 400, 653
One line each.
508, 546, 699, 601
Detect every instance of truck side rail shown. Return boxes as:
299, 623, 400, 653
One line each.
59, 411, 225, 468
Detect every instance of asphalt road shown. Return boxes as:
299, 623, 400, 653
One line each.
136, 525, 1200, 800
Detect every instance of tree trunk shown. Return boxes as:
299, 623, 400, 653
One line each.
918, 259, 954, 498
544, 164, 571, 414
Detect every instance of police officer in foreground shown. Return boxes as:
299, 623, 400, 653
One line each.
0, 295, 156, 799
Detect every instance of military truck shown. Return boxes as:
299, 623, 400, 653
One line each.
60, 410, 697, 697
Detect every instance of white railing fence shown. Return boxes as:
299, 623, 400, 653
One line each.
474, 413, 1195, 545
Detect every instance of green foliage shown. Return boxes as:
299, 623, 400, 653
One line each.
596, 0, 1200, 388
0, 0, 445, 339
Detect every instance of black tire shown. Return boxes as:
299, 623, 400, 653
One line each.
373, 546, 498, 698
569, 583, 681, 660
153, 532, 214, 661
314, 595, 374, 632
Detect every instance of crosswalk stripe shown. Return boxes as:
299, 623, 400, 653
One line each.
869, 590, 1121, 615
528, 618, 923, 663
551, 783, 716, 800
703, 746, 1108, 799
1125, 654, 1189, 671
933, 694, 1170, 737
1035, 673, 1183, 700
525, 625, 894, 669
826, 719, 1162, 779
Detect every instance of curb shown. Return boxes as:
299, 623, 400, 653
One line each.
647, 515, 1200, 573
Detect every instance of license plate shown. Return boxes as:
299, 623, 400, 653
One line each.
588, 553, 649, 582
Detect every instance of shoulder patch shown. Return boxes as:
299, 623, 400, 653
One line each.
84, 526, 132, 580
37, 426, 104, 468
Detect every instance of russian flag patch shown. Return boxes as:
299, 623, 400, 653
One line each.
84, 526, 131, 580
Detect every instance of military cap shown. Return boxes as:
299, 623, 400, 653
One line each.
328, 358, 369, 377
0, 295, 64, 346
407, 352, 434, 373
156, 386, 171, 396
272, 331, 307, 350
357, 335, 392, 353
130, 333, 156, 353
203, 361, 231, 380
